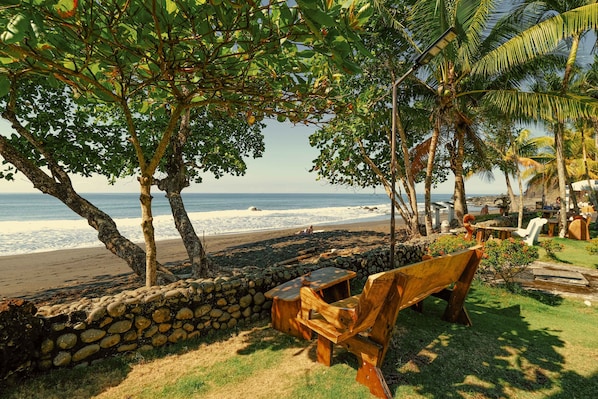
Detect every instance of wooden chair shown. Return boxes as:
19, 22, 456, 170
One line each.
568, 216, 590, 240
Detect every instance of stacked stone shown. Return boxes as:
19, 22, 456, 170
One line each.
1, 241, 428, 380
36, 275, 272, 370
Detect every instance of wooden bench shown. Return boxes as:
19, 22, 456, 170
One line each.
296, 246, 484, 399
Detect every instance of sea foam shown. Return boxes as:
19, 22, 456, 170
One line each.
0, 204, 388, 256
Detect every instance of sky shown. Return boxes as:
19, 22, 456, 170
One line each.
0, 118, 509, 196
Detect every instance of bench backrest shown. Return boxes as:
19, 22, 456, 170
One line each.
299, 270, 395, 334
393, 246, 478, 310
350, 271, 396, 333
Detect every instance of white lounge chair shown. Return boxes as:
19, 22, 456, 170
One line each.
512, 217, 547, 245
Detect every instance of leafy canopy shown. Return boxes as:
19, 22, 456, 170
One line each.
0, 0, 372, 120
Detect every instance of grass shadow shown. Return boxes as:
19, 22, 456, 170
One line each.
380, 289, 566, 398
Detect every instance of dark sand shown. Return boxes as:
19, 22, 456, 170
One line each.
0, 220, 392, 302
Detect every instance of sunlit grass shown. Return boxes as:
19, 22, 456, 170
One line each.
537, 235, 598, 269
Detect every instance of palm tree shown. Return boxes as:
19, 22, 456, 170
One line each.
525, 128, 598, 206
334, 0, 598, 237
395, 0, 598, 229
397, 0, 518, 230
473, 1, 598, 236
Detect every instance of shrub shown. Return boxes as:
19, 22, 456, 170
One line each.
479, 238, 539, 291
539, 239, 564, 259
586, 238, 598, 255
427, 234, 476, 257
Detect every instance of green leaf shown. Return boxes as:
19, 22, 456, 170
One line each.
0, 56, 16, 64
297, 49, 316, 58
165, 0, 178, 15
0, 13, 29, 44
307, 9, 336, 27
0, 74, 10, 97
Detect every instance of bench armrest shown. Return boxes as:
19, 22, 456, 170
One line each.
299, 286, 358, 331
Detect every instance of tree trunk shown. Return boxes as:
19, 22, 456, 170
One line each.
164, 190, 209, 276
357, 141, 419, 236
556, 33, 580, 237
139, 175, 158, 287
452, 125, 468, 224
555, 123, 569, 238
517, 170, 524, 228
0, 134, 175, 283
425, 119, 442, 232
505, 175, 516, 211
154, 108, 210, 277
395, 101, 420, 236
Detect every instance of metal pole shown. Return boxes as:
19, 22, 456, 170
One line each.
390, 82, 397, 268
387, 28, 456, 267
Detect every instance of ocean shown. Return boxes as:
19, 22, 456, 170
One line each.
0, 192, 456, 256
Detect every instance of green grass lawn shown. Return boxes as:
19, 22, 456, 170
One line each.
3, 283, 597, 399
537, 235, 598, 269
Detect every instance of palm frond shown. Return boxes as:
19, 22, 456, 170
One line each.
483, 90, 598, 123
472, 4, 598, 76
408, 0, 454, 53
457, 0, 497, 72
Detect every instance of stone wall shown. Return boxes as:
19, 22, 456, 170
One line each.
0, 240, 428, 384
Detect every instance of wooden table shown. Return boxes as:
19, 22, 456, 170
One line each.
265, 267, 356, 339
541, 208, 559, 219
475, 226, 518, 243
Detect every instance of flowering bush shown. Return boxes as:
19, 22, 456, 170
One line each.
427, 234, 476, 257
480, 238, 539, 291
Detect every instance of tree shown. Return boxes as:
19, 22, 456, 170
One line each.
393, 1, 598, 234
473, 1, 598, 237
309, 3, 431, 236
0, 0, 371, 285
0, 76, 176, 282
486, 126, 549, 227
153, 107, 265, 277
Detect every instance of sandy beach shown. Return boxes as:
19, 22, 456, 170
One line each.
0, 220, 391, 302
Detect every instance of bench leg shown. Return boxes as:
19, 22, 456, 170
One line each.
356, 359, 393, 399
316, 335, 333, 366
443, 305, 472, 326
442, 250, 481, 326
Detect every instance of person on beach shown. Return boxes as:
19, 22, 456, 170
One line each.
480, 205, 489, 215
296, 225, 313, 235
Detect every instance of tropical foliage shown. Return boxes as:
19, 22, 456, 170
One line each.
479, 238, 539, 291
310, 0, 598, 236
0, 0, 372, 285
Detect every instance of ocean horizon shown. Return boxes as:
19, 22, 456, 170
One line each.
0, 192, 467, 256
